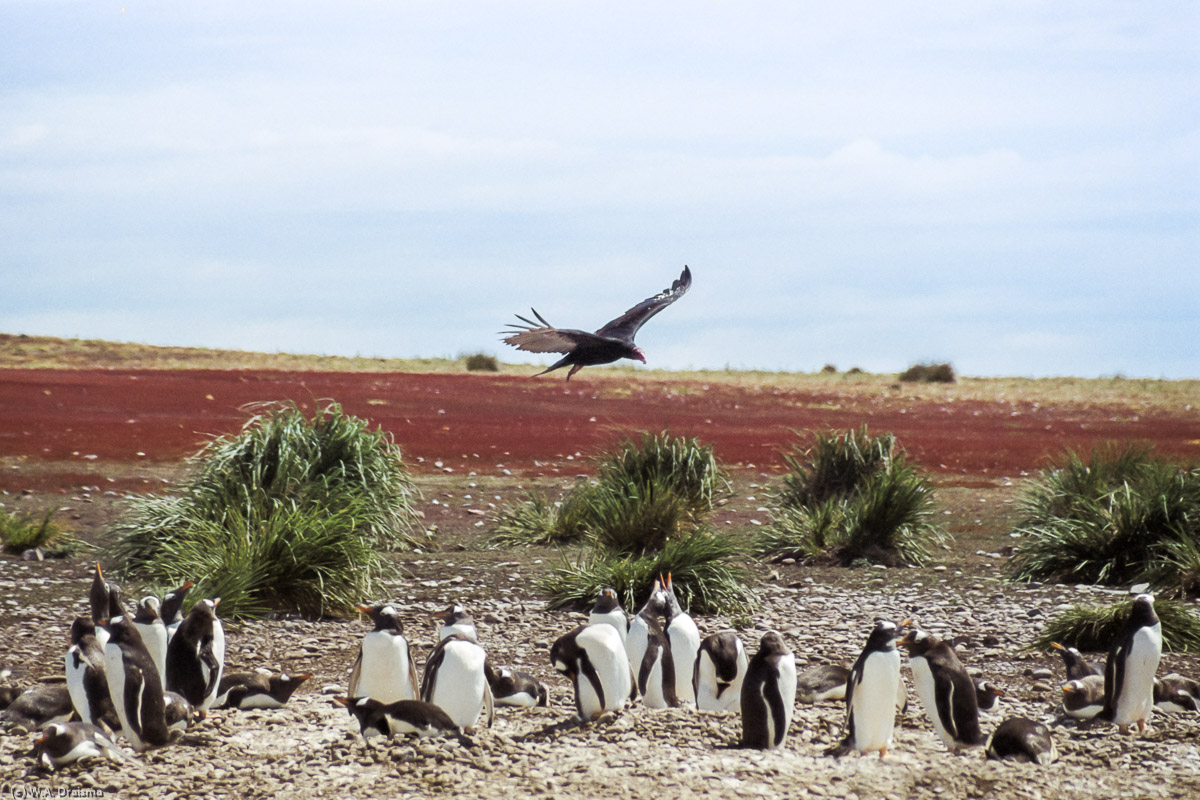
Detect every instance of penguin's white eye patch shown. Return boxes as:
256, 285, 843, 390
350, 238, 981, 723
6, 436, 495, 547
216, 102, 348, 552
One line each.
554, 660, 569, 672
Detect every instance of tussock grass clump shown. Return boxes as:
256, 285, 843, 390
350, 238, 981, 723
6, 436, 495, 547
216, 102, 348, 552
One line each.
538, 529, 756, 616
1032, 598, 1200, 653
594, 431, 729, 516
488, 488, 595, 547
756, 427, 944, 566
1005, 445, 1200, 594
899, 362, 956, 383
464, 353, 500, 372
108, 401, 422, 618
0, 508, 78, 556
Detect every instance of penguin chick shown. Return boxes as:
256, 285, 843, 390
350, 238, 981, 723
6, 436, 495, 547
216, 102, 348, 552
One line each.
163, 691, 198, 733
985, 717, 1058, 765
34, 722, 131, 771
217, 671, 312, 710
974, 679, 1004, 712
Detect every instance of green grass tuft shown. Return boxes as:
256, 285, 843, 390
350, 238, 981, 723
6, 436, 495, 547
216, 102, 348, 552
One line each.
1032, 597, 1200, 653
0, 507, 78, 555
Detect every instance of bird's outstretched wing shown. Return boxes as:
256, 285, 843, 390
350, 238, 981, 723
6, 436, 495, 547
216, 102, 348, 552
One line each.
594, 265, 691, 342
501, 310, 609, 354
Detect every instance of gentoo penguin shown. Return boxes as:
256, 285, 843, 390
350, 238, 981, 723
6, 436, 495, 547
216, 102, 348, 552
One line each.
132, 596, 169, 685
833, 620, 901, 757
625, 579, 676, 708
661, 574, 701, 706
740, 631, 796, 750
797, 664, 850, 703
165, 598, 225, 714
1061, 676, 1106, 720
34, 722, 130, 771
434, 604, 479, 642
900, 626, 983, 751
88, 563, 123, 650
347, 603, 419, 703
1100, 593, 1162, 733
159, 580, 194, 641
0, 684, 75, 729
985, 717, 1058, 765
163, 691, 197, 734
1051, 641, 1102, 681
216, 671, 312, 710
588, 587, 629, 645
101, 616, 171, 751
420, 634, 494, 730
0, 686, 20, 710
1154, 674, 1200, 713
487, 666, 549, 707
694, 631, 747, 712
65, 617, 114, 729
551, 623, 634, 722
335, 696, 460, 741
975, 680, 1004, 712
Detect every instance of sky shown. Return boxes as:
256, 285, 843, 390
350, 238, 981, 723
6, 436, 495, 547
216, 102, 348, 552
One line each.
2, 1, 1197, 379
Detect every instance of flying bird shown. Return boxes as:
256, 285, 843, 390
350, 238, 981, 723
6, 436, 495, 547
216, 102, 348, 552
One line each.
502, 265, 692, 380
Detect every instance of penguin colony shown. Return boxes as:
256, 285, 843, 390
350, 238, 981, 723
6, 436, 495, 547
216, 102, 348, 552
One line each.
0, 559, 1194, 773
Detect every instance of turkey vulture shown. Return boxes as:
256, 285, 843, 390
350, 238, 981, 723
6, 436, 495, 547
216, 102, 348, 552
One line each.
502, 266, 692, 380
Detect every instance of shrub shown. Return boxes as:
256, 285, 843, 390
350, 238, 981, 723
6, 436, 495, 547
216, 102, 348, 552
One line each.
0, 507, 77, 556
488, 487, 594, 547
898, 363, 956, 383
1005, 446, 1200, 593
1032, 597, 1200, 653
821, 364, 838, 374
464, 353, 500, 372
756, 427, 944, 566
593, 431, 729, 516
108, 401, 422, 618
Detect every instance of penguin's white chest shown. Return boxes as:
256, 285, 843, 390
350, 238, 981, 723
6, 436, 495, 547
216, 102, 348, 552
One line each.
428, 640, 489, 729
135, 621, 169, 684
625, 618, 651, 676
578, 626, 632, 719
853, 649, 900, 752
696, 644, 748, 713
358, 632, 416, 703
667, 615, 701, 705
639, 645, 671, 709
102, 644, 139, 747
65, 648, 98, 725
1115, 623, 1162, 726
589, 609, 628, 646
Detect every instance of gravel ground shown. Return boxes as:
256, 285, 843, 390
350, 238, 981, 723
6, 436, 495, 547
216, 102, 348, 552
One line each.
2, 554, 1199, 800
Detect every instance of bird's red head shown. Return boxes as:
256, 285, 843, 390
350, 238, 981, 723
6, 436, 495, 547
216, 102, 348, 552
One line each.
632, 347, 646, 364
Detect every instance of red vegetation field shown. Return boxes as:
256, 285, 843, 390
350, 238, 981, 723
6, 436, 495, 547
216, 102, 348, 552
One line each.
2, 368, 1198, 495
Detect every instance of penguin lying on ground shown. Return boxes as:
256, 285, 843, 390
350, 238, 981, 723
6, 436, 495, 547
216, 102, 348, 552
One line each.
335, 696, 461, 742
0, 684, 75, 730
1062, 676, 1106, 720
1100, 593, 1162, 734
102, 616, 171, 751
487, 666, 548, 707
34, 721, 131, 771
1154, 674, 1200, 713
348, 603, 418, 704
694, 631, 747, 712
216, 671, 312, 710
900, 625, 983, 752
552, 624, 634, 722
829, 620, 901, 758
740, 631, 796, 750
974, 679, 1004, 712
797, 664, 850, 703
163, 691, 198, 734
985, 717, 1058, 765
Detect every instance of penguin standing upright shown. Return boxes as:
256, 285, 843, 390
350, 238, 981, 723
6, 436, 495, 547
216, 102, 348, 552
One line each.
588, 587, 629, 645
434, 604, 479, 642
421, 633, 494, 730
694, 631, 747, 712
159, 580, 194, 641
740, 631, 796, 749
101, 616, 170, 751
347, 603, 419, 704
833, 620, 901, 757
165, 598, 225, 714
624, 579, 676, 708
1100, 593, 1162, 734
132, 596, 169, 685
64, 617, 114, 729
34, 722, 130, 771
88, 564, 123, 650
661, 574, 701, 706
216, 671, 312, 710
900, 626, 983, 751
985, 717, 1058, 765
551, 623, 634, 722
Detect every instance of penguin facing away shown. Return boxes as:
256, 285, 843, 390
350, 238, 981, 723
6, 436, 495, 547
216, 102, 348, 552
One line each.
421, 634, 494, 730
834, 620, 902, 757
1051, 641, 1102, 681
1100, 593, 1162, 733
65, 617, 115, 730
900, 625, 983, 751
487, 666, 549, 707
1154, 674, 1200, 713
588, 587, 629, 645
625, 579, 677, 709
335, 696, 461, 742
551, 623, 634, 722
1062, 676, 1106, 720
101, 616, 171, 751
694, 631, 747, 713
797, 664, 851, 704
347, 603, 419, 704
740, 631, 796, 749
217, 671, 312, 710
661, 573, 701, 706
985, 717, 1058, 765
165, 598, 225, 714
132, 596, 169, 686
34, 721, 131, 771
0, 684, 75, 730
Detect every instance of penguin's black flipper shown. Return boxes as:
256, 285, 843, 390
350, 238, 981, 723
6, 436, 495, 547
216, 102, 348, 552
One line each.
121, 666, 146, 742
578, 655, 606, 715
420, 640, 447, 703
933, 666, 960, 741
347, 648, 364, 698
199, 639, 221, 701
661, 641, 679, 708
1099, 642, 1126, 722
763, 670, 788, 748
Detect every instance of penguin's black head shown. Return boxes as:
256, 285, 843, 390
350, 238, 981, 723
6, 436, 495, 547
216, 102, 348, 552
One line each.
358, 603, 403, 633
134, 596, 162, 623
757, 631, 789, 656
1130, 593, 1158, 626
270, 673, 312, 702
898, 626, 934, 655
591, 587, 622, 614
69, 616, 96, 644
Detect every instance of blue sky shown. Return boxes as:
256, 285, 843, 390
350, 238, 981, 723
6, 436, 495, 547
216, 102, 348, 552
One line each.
2, 1, 1197, 378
